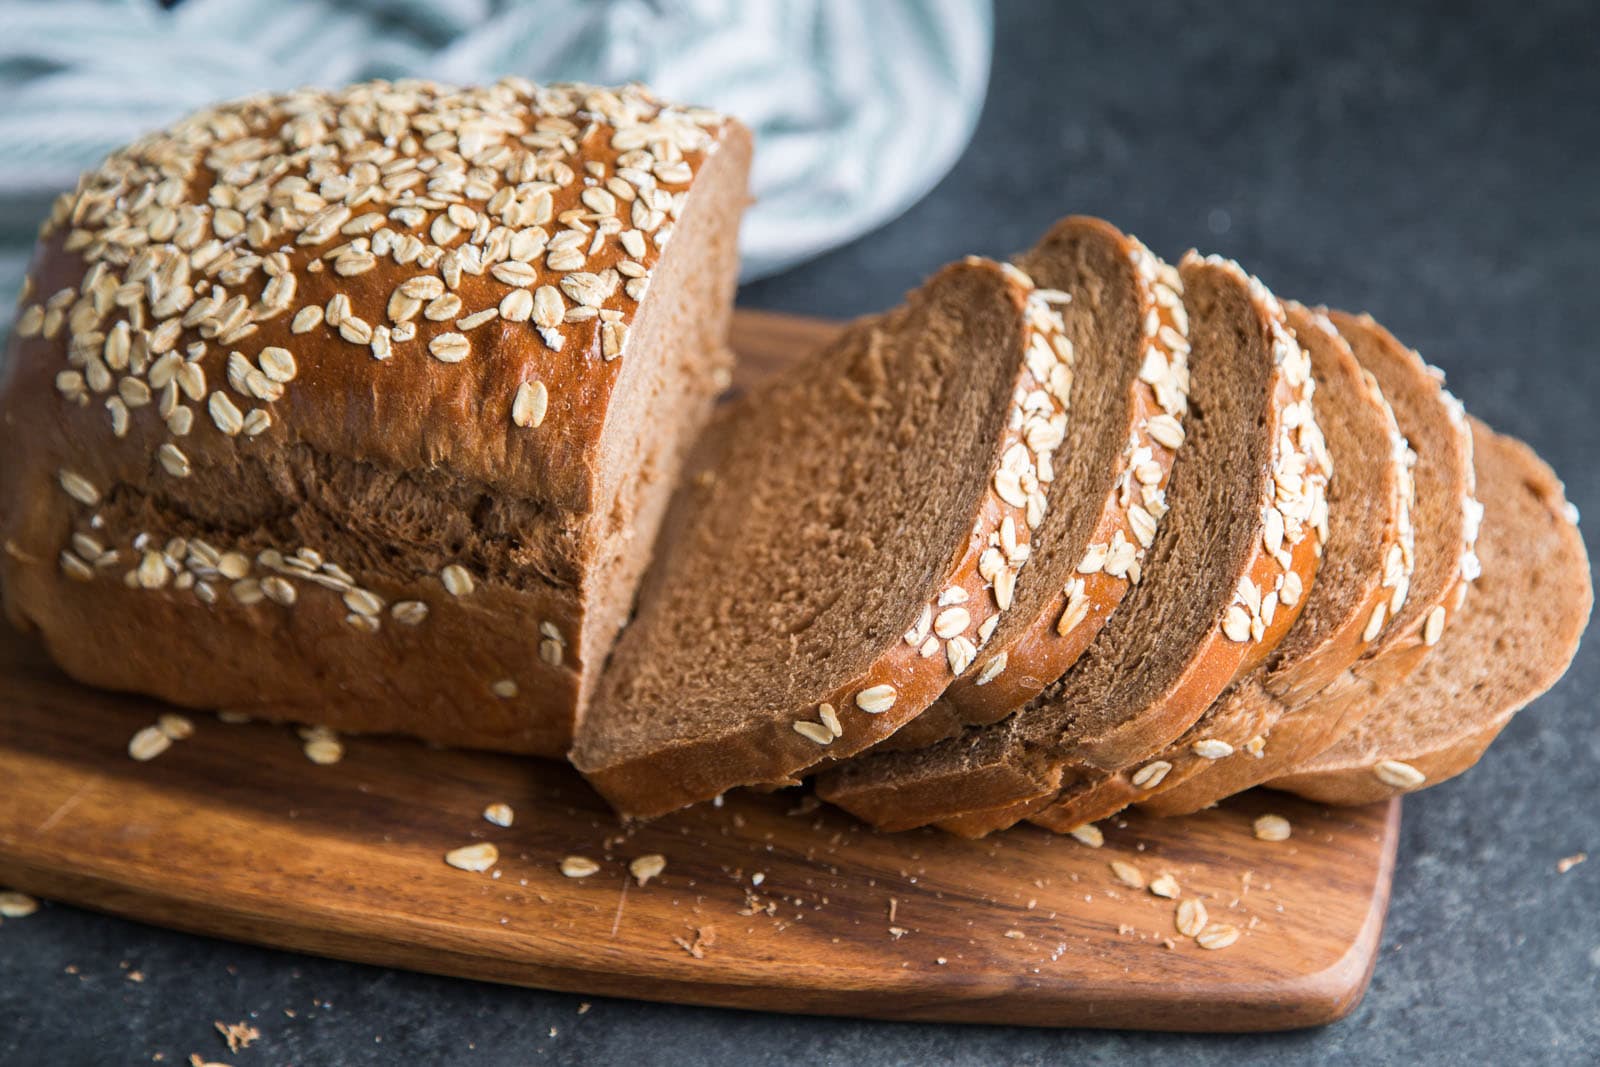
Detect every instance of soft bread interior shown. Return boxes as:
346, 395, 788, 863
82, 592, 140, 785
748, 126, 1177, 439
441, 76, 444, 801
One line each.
574, 262, 1032, 775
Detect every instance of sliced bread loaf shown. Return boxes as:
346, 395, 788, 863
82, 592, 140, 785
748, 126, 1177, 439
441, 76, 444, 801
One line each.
570, 257, 1074, 817
863, 217, 1190, 756
1024, 302, 1406, 833
1142, 310, 1477, 816
817, 254, 1328, 832
0, 80, 751, 756
1271, 420, 1589, 804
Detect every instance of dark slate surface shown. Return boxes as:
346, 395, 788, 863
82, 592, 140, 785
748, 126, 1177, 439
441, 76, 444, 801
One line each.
3, 1, 1597, 1063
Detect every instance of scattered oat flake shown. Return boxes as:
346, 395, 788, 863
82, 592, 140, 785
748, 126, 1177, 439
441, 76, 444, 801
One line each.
629, 853, 666, 886
0, 891, 39, 918
1175, 898, 1209, 938
214, 1020, 260, 1052
1557, 852, 1587, 874
1148, 874, 1180, 899
157, 713, 195, 740
303, 737, 344, 765
128, 725, 172, 762
1109, 860, 1144, 889
483, 803, 515, 828
1197, 923, 1241, 950
1068, 823, 1104, 848
1003, 929, 1025, 940
578, 1002, 591, 1015
560, 855, 600, 878
1253, 814, 1292, 842
445, 843, 498, 873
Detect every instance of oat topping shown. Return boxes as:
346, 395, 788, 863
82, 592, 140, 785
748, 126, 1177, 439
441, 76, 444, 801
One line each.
792, 720, 834, 745
831, 269, 1074, 718
23, 78, 726, 637
1372, 759, 1426, 790
854, 685, 898, 714
1193, 260, 1328, 652
483, 802, 515, 827
1055, 240, 1190, 642
1130, 760, 1172, 790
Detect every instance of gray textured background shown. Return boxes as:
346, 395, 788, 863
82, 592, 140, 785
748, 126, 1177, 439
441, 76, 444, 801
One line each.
3, 1, 1597, 1063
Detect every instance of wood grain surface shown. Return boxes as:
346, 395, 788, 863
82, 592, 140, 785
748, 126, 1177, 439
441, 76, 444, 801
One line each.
0, 309, 1400, 1032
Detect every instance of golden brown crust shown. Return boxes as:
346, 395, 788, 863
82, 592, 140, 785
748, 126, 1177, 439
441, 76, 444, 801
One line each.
1270, 421, 1589, 804
0, 80, 751, 753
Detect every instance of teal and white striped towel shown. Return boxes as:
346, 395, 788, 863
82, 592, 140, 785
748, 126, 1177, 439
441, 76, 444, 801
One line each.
0, 0, 991, 313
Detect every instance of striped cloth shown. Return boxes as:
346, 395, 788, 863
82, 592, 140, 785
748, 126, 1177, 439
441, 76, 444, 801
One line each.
0, 0, 991, 315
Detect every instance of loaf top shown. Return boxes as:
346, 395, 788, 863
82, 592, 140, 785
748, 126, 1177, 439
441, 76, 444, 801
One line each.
3, 79, 743, 517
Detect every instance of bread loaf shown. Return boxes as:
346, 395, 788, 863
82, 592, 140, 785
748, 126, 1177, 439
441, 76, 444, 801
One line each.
1025, 301, 1411, 832
819, 253, 1328, 833
0, 79, 751, 755
571, 257, 1076, 818
1142, 309, 1477, 815
1270, 420, 1589, 804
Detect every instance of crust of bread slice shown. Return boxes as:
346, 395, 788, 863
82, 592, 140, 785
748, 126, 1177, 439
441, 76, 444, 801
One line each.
1141, 310, 1478, 816
1270, 420, 1589, 804
1024, 302, 1409, 834
572, 258, 1075, 818
819, 254, 1328, 833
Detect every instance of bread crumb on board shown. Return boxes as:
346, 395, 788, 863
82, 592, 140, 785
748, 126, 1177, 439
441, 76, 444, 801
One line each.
673, 925, 716, 958
1556, 852, 1586, 874
213, 1020, 260, 1053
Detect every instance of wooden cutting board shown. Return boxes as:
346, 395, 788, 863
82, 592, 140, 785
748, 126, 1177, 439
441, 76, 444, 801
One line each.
0, 310, 1399, 1032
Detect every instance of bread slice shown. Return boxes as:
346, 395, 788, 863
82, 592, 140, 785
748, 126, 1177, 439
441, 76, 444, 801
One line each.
817, 254, 1328, 832
571, 257, 1075, 817
864, 217, 1189, 756
1271, 420, 1589, 803
1142, 310, 1477, 815
1024, 303, 1408, 833
0, 80, 751, 756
